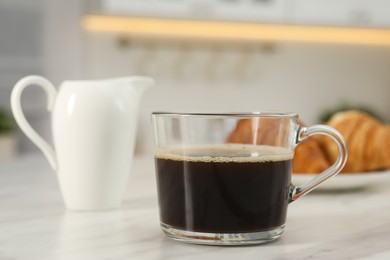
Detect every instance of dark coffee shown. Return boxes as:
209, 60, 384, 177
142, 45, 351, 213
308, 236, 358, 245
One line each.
155, 144, 292, 233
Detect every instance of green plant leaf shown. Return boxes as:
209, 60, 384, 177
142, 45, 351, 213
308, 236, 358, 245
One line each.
318, 103, 384, 123
0, 109, 16, 133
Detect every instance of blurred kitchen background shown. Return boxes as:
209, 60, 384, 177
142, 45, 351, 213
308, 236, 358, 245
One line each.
1, 0, 390, 160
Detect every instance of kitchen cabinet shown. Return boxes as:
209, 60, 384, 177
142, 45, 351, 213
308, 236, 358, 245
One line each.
95, 0, 390, 28
213, 0, 287, 23
292, 0, 390, 27
0, 0, 46, 131
99, 0, 288, 23
100, 0, 191, 19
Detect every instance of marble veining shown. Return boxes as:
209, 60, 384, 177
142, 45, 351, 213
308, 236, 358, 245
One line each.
1, 155, 390, 260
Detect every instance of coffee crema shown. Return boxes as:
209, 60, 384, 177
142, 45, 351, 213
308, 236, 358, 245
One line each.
155, 144, 293, 233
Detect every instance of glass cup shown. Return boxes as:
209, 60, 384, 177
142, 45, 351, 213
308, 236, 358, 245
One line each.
151, 112, 347, 245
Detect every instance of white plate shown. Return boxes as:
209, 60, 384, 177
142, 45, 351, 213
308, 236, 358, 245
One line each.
292, 170, 390, 190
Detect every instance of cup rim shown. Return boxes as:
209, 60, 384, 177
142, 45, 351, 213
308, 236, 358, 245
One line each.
151, 111, 298, 118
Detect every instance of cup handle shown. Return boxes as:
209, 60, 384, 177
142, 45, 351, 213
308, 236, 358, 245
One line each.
290, 125, 348, 202
11, 75, 58, 170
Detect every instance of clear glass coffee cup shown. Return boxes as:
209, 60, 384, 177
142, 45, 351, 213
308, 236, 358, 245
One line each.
151, 112, 347, 245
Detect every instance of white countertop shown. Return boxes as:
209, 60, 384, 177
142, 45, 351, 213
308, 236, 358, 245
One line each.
1, 154, 390, 260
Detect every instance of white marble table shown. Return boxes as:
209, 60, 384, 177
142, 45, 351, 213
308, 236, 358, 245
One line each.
1, 154, 390, 260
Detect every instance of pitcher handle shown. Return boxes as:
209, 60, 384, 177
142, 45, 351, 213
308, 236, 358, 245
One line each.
11, 75, 57, 170
290, 125, 348, 202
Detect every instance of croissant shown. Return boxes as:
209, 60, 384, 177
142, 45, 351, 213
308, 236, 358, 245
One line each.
226, 118, 291, 147
323, 110, 390, 173
226, 111, 390, 174
292, 136, 331, 173
226, 118, 330, 173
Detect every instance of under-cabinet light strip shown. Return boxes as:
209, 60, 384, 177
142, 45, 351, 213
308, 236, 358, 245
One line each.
82, 15, 390, 45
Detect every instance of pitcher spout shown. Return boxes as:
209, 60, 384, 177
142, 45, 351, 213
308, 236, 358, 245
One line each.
129, 76, 155, 94
106, 76, 154, 101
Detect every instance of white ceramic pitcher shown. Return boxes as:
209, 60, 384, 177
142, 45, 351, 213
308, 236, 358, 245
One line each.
11, 75, 154, 211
